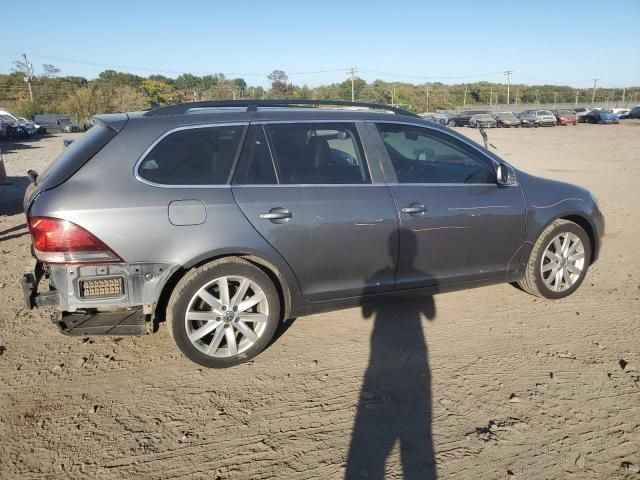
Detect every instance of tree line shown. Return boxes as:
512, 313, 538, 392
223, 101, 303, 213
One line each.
1, 63, 638, 124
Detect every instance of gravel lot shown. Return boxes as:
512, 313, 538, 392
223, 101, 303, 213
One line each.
1, 123, 639, 479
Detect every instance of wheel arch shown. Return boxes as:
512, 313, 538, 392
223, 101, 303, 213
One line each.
559, 214, 597, 263
537, 213, 597, 264
154, 251, 297, 328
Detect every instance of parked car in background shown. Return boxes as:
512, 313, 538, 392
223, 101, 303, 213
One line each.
551, 109, 578, 126
469, 113, 497, 128
619, 106, 640, 119
419, 112, 449, 126
519, 110, 557, 127
580, 109, 619, 124
0, 115, 28, 139
610, 108, 629, 116
20, 99, 604, 368
449, 110, 491, 127
83, 118, 96, 131
573, 107, 592, 118
17, 117, 45, 135
494, 112, 521, 127
34, 114, 80, 133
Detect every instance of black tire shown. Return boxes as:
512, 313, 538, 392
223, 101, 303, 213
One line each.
518, 219, 591, 299
447, 120, 456, 127
167, 257, 281, 368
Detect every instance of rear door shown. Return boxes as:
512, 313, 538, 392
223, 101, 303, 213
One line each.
370, 122, 526, 289
232, 122, 399, 302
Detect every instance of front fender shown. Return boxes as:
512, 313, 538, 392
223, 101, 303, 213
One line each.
516, 170, 604, 264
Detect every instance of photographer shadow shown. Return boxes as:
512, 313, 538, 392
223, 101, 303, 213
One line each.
346, 229, 437, 479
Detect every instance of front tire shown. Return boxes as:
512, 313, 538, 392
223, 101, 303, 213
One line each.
518, 219, 591, 299
167, 257, 281, 368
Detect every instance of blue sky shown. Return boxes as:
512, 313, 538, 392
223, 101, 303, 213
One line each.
2, 0, 639, 87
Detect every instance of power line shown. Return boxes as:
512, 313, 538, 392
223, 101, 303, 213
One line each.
358, 68, 506, 80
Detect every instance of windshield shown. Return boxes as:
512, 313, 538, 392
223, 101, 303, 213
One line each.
496, 112, 516, 118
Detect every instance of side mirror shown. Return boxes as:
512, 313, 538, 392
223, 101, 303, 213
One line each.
496, 163, 515, 185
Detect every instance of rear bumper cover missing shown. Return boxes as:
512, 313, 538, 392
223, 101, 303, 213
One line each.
22, 261, 179, 335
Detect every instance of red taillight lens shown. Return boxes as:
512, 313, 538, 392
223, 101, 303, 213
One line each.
28, 216, 122, 264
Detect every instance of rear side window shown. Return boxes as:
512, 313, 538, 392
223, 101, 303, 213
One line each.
265, 122, 369, 184
138, 125, 244, 185
37, 124, 116, 190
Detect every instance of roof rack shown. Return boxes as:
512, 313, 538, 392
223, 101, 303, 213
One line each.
143, 99, 420, 118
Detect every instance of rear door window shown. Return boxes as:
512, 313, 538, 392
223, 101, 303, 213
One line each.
138, 125, 245, 185
232, 125, 277, 185
265, 123, 370, 184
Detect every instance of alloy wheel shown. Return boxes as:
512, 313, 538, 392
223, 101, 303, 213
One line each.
184, 276, 269, 357
540, 232, 586, 292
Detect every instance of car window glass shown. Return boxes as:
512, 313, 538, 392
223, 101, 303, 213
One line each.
138, 125, 244, 185
376, 123, 496, 184
265, 123, 370, 184
233, 125, 277, 185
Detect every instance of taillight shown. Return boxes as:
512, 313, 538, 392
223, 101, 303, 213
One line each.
28, 216, 122, 264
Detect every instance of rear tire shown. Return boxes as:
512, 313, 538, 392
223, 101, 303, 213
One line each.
517, 220, 591, 299
167, 257, 281, 368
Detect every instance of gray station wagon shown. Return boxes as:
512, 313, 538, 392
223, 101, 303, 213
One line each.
21, 100, 605, 368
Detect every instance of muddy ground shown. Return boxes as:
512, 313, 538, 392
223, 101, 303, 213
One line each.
1, 123, 639, 479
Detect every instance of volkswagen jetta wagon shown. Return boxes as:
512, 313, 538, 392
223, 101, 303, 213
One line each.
21, 100, 604, 368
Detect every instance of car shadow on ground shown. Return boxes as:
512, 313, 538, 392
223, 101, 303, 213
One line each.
346, 229, 438, 479
0, 222, 28, 242
0, 176, 29, 216
0, 138, 45, 154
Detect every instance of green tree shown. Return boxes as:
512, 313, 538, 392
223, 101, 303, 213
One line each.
139, 79, 185, 107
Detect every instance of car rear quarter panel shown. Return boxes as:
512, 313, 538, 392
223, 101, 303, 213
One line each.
29, 117, 306, 314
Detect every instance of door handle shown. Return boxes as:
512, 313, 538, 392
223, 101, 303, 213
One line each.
401, 203, 426, 215
260, 207, 292, 223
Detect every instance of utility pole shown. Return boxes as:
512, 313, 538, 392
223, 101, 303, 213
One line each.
426, 83, 430, 112
463, 84, 468, 108
622, 87, 625, 104
349, 68, 357, 102
591, 79, 598, 104
575, 89, 579, 106
22, 53, 34, 102
553, 91, 558, 106
515, 90, 519, 107
489, 86, 493, 107
391, 85, 396, 107
504, 70, 512, 106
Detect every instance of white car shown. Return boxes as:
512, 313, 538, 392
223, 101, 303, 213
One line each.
573, 107, 592, 118
610, 108, 629, 116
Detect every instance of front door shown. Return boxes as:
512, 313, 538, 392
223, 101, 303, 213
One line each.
232, 123, 399, 302
371, 122, 526, 289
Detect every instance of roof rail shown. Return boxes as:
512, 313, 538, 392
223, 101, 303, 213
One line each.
143, 99, 420, 118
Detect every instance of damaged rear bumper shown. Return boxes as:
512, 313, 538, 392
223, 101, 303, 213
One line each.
21, 260, 178, 336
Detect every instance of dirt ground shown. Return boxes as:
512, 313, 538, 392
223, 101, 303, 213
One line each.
1, 122, 639, 479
